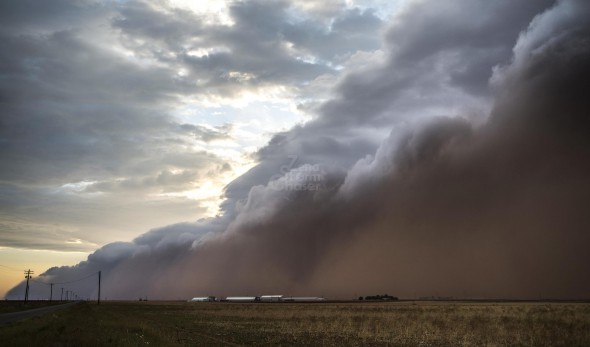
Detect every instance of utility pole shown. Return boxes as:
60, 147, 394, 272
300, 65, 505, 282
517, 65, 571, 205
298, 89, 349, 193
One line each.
98, 270, 101, 305
23, 269, 33, 304
61, 288, 64, 302
50, 283, 53, 301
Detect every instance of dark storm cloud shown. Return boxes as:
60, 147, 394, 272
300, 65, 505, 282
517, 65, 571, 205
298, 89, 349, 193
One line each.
179, 0, 590, 299
179, 123, 233, 143
0, 0, 110, 34
112, 1, 206, 51
223, 125, 376, 207
282, 7, 382, 63
110, 0, 383, 97
0, 0, 388, 253
7, 0, 590, 301
0, 28, 202, 185
0, 0, 383, 190
318, 0, 556, 127
220, 0, 556, 210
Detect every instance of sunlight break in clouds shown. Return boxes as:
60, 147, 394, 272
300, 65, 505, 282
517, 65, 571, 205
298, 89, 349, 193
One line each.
168, 0, 235, 25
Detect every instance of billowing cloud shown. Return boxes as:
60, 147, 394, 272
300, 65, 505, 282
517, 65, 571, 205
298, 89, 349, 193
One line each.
5, 0, 590, 301
2, 0, 385, 253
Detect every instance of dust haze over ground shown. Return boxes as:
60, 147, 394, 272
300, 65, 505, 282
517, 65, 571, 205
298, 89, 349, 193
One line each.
6, 0, 590, 300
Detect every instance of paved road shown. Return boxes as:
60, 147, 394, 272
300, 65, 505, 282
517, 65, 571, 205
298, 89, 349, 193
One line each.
0, 302, 79, 326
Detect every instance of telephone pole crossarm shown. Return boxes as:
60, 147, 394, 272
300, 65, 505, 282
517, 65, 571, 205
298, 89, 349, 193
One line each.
23, 269, 34, 303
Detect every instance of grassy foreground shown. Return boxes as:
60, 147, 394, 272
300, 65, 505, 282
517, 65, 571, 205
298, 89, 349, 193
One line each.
0, 300, 64, 314
1, 301, 589, 346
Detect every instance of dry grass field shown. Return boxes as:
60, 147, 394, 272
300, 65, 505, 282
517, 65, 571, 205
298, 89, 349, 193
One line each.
1, 300, 589, 346
0, 300, 63, 314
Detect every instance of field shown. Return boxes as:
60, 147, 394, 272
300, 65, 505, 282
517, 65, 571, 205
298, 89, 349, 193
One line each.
0, 300, 63, 314
1, 301, 589, 346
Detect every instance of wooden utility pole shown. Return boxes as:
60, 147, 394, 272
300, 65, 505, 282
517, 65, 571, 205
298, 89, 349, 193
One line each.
23, 269, 33, 303
98, 271, 101, 305
50, 283, 53, 301
61, 287, 64, 302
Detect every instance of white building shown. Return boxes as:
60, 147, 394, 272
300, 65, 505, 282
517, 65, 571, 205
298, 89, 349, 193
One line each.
190, 296, 215, 302
260, 295, 283, 302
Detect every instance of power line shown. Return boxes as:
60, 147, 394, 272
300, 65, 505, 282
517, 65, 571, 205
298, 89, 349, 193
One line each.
20, 270, 102, 302
54, 272, 97, 285
31, 272, 98, 285
0, 264, 21, 271
0, 267, 18, 274
30, 278, 51, 285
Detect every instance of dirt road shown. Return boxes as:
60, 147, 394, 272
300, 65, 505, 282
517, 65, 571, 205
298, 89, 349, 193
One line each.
0, 302, 79, 325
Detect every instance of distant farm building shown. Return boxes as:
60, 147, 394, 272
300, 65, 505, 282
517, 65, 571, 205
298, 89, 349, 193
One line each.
190, 296, 216, 302
191, 295, 328, 302
260, 295, 283, 302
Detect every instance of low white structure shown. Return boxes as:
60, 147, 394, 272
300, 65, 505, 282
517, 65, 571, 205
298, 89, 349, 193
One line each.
260, 295, 283, 302
190, 296, 215, 302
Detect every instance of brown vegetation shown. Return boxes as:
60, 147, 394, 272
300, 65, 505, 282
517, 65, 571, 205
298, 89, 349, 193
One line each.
1, 301, 589, 346
0, 300, 63, 314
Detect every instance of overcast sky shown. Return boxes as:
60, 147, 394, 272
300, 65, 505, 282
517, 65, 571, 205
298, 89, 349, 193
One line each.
2, 0, 590, 300
0, 0, 394, 294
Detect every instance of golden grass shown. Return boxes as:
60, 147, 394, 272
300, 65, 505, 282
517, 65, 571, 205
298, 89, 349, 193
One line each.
184, 301, 590, 346
1, 301, 589, 346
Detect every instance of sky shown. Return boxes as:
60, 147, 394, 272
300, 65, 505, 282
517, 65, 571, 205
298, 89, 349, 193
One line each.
1, 0, 589, 300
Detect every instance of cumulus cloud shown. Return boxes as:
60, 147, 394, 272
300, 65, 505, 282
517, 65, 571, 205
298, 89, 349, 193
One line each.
2, 0, 384, 252
179, 123, 234, 143
6, 0, 590, 301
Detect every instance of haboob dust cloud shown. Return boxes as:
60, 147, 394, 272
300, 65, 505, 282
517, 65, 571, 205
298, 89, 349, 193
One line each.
6, 0, 590, 300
